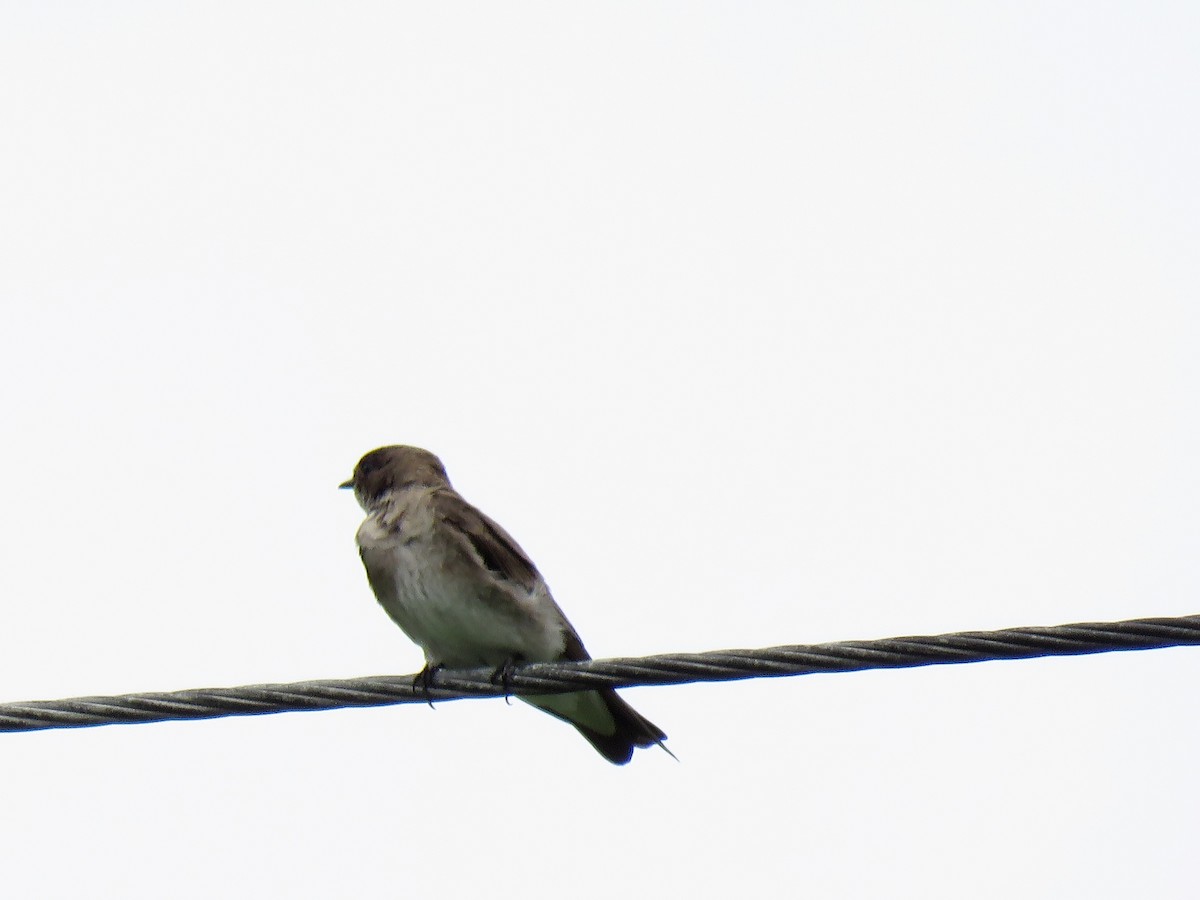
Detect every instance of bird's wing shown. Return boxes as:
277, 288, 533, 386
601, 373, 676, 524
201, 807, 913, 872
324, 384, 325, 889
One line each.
431, 487, 592, 659
432, 488, 541, 592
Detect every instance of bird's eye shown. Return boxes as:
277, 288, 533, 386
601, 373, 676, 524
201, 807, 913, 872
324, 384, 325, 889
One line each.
357, 452, 387, 478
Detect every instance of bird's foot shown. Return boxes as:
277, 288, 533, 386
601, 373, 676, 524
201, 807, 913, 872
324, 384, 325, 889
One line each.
490, 656, 523, 706
413, 663, 444, 709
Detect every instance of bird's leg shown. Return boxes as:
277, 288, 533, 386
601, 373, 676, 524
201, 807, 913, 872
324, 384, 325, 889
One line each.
413, 663, 443, 709
490, 655, 524, 706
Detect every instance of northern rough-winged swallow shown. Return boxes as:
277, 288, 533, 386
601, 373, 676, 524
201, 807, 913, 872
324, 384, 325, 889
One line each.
341, 445, 669, 764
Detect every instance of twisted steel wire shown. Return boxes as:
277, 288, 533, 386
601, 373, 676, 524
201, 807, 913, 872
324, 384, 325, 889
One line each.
2, 613, 1198, 733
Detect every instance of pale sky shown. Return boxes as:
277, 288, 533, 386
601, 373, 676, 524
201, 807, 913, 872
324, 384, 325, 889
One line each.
2, 3, 1198, 898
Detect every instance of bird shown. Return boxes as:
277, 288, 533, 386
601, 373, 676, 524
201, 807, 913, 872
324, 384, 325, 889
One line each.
340, 445, 669, 764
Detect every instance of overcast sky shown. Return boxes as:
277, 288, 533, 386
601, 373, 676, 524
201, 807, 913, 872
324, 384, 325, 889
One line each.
2, 3, 1198, 898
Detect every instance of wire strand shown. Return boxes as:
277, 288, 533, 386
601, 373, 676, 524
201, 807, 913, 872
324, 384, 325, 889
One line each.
2, 612, 1198, 733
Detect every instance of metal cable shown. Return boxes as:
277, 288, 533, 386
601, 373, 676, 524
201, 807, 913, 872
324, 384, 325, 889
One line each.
2, 613, 1198, 733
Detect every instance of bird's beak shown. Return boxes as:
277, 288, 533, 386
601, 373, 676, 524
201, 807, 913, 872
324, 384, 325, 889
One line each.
338, 479, 354, 490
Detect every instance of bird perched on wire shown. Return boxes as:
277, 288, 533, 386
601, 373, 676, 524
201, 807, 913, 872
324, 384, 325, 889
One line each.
341, 445, 670, 764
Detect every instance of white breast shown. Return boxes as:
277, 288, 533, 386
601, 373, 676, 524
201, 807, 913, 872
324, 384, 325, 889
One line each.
355, 491, 567, 668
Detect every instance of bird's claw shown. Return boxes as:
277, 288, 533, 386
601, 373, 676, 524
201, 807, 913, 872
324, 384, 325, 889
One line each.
490, 657, 522, 705
413, 663, 443, 709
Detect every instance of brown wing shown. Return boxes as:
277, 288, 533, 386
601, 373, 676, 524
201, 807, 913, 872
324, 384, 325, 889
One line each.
431, 486, 594, 659
431, 487, 542, 594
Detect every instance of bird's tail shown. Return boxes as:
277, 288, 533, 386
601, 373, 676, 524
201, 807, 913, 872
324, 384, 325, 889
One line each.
523, 689, 671, 765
